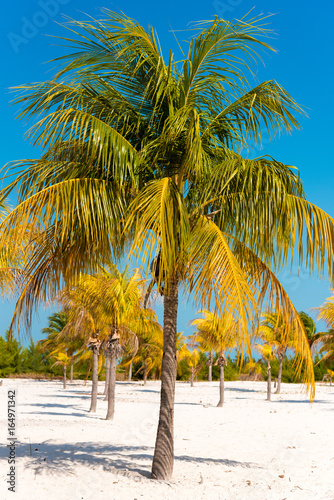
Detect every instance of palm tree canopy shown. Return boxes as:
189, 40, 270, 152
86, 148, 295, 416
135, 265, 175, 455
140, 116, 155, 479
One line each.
191, 309, 239, 356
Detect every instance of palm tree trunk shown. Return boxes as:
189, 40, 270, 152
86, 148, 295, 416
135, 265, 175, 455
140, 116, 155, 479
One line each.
217, 365, 225, 407
275, 358, 283, 394
190, 368, 194, 387
63, 365, 67, 389
106, 350, 116, 420
103, 358, 110, 398
267, 361, 272, 401
84, 360, 92, 386
208, 351, 213, 382
151, 278, 178, 481
128, 361, 132, 382
144, 358, 148, 385
89, 347, 99, 413
70, 359, 74, 383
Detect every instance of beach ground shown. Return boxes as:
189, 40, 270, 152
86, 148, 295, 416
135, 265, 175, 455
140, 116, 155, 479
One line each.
0, 378, 333, 499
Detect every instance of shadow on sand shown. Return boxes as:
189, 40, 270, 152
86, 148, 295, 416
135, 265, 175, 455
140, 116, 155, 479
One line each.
2, 441, 261, 479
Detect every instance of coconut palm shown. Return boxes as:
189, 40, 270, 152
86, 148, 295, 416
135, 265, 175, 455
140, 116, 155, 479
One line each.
57, 285, 107, 413
73, 266, 154, 419
182, 347, 202, 387
41, 310, 81, 382
51, 351, 70, 389
255, 343, 276, 400
128, 318, 163, 384
298, 311, 322, 349
191, 310, 239, 406
312, 295, 334, 366
256, 312, 297, 394
1, 12, 334, 480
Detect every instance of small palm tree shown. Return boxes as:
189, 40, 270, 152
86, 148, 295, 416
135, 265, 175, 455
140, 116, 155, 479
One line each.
322, 369, 334, 385
191, 310, 238, 406
312, 294, 334, 367
41, 311, 81, 383
51, 352, 70, 389
256, 312, 296, 394
255, 343, 276, 401
181, 347, 202, 387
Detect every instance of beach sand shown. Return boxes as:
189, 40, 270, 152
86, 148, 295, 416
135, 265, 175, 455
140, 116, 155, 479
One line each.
0, 378, 333, 499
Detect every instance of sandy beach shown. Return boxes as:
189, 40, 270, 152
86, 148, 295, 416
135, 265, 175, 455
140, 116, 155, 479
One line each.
0, 378, 333, 500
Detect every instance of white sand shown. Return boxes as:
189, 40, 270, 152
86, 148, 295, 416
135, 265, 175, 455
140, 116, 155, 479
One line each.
0, 378, 333, 500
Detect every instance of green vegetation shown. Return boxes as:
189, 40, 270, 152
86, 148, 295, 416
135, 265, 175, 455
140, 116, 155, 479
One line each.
1, 331, 333, 384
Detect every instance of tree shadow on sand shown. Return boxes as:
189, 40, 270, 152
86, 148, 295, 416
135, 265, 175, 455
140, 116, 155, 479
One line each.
5, 441, 261, 479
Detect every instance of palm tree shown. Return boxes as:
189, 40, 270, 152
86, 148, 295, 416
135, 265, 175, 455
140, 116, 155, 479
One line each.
129, 319, 163, 384
72, 266, 152, 420
2, 12, 334, 480
298, 311, 322, 348
57, 285, 107, 413
255, 343, 276, 401
191, 310, 238, 406
41, 311, 80, 382
312, 295, 334, 367
256, 312, 297, 394
51, 352, 70, 389
182, 347, 202, 387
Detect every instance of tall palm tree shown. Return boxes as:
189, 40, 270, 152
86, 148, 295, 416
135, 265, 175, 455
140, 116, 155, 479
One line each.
1, 12, 334, 480
191, 310, 239, 406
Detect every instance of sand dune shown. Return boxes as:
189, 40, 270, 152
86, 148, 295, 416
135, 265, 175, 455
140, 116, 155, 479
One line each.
1, 378, 333, 499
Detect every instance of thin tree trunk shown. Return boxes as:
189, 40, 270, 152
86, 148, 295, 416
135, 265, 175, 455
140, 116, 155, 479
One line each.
267, 361, 272, 401
63, 365, 67, 389
217, 365, 224, 407
106, 351, 116, 420
190, 368, 194, 387
70, 359, 74, 383
208, 364, 212, 382
144, 358, 148, 386
128, 361, 132, 382
103, 358, 110, 398
275, 351, 285, 394
208, 350, 213, 382
89, 347, 99, 413
151, 279, 178, 481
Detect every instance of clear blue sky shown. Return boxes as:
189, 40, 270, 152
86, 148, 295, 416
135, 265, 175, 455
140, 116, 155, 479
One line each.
1, 0, 334, 345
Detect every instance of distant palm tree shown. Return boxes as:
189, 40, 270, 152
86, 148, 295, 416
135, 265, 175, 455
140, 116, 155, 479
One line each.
256, 312, 296, 394
129, 319, 163, 385
298, 311, 322, 348
51, 352, 70, 389
41, 311, 80, 383
191, 310, 238, 406
255, 343, 276, 401
313, 295, 334, 366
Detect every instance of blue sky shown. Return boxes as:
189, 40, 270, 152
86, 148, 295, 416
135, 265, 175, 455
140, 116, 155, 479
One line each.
1, 0, 334, 345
